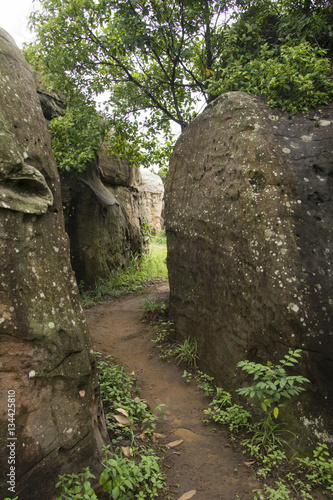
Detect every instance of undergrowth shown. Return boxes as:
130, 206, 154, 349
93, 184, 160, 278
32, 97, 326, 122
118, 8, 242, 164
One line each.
55, 353, 167, 499
80, 234, 167, 307
196, 351, 333, 499
148, 310, 333, 500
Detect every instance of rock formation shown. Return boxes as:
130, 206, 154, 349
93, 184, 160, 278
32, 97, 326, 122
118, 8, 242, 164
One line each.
165, 91, 333, 447
0, 28, 108, 500
60, 149, 149, 289
139, 168, 164, 233
34, 84, 164, 289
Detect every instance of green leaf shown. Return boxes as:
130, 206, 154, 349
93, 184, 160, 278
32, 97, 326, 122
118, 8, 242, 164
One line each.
273, 407, 279, 419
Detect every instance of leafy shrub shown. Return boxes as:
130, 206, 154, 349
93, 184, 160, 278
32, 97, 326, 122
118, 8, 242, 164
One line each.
49, 100, 108, 172
209, 42, 333, 114
95, 353, 158, 443
203, 387, 251, 432
297, 442, 333, 491
100, 453, 165, 499
56, 468, 97, 500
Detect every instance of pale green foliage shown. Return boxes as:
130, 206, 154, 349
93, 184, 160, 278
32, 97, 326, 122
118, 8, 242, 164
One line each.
236, 350, 310, 449
182, 369, 193, 383
25, 0, 333, 171
297, 442, 333, 491
197, 349, 333, 498
53, 353, 166, 499
196, 371, 215, 397
95, 353, 158, 442
26, 0, 234, 169
203, 387, 252, 432
237, 350, 310, 422
80, 237, 167, 306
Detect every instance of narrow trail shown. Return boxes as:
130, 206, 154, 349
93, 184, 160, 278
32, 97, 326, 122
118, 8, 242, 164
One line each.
86, 283, 261, 500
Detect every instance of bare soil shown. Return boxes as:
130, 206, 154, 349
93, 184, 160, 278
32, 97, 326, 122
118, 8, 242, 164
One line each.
86, 283, 262, 500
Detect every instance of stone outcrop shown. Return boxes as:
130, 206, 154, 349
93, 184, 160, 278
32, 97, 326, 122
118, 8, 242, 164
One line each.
60, 150, 149, 289
0, 28, 108, 500
34, 84, 164, 289
139, 168, 164, 233
165, 91, 333, 447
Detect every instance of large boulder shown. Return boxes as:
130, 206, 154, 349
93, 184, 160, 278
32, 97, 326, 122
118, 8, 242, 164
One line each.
0, 28, 108, 500
60, 152, 149, 290
165, 91, 333, 447
139, 168, 164, 233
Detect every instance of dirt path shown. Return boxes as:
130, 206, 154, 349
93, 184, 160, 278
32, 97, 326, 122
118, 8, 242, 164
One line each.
86, 283, 261, 500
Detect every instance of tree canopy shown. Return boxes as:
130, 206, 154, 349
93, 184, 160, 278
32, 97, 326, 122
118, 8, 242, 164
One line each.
26, 0, 333, 171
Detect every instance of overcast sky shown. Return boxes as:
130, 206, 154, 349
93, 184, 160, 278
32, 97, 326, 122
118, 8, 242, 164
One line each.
1, 0, 36, 47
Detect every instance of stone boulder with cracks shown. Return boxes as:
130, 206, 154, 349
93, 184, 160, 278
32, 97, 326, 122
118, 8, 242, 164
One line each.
0, 28, 108, 499
165, 91, 333, 448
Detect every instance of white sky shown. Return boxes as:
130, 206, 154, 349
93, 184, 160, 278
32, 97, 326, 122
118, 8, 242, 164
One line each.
1, 0, 36, 47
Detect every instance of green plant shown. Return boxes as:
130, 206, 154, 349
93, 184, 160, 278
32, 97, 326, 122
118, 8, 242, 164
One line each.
236, 349, 310, 447
256, 445, 287, 478
95, 353, 159, 443
153, 231, 166, 246
49, 97, 108, 172
140, 297, 168, 323
210, 41, 333, 114
140, 297, 159, 316
174, 337, 199, 368
196, 371, 215, 397
253, 480, 294, 500
203, 387, 251, 432
80, 237, 167, 306
100, 451, 166, 499
182, 370, 193, 383
151, 319, 177, 362
56, 468, 97, 500
297, 442, 333, 491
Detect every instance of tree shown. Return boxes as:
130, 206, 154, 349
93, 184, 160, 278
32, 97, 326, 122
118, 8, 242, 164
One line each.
26, 0, 238, 170
208, 0, 333, 114
26, 0, 333, 170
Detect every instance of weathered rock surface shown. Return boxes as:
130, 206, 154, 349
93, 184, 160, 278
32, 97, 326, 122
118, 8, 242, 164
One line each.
139, 168, 164, 233
0, 28, 108, 500
60, 150, 151, 289
33, 72, 66, 122
165, 91, 333, 447
35, 85, 164, 289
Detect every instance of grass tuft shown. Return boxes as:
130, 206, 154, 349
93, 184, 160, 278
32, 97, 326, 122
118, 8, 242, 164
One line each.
80, 235, 167, 307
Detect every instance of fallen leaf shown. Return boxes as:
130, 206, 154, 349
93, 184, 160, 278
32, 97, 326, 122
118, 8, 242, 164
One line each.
166, 439, 184, 448
178, 490, 196, 500
244, 461, 256, 467
115, 408, 129, 417
137, 432, 147, 440
121, 446, 133, 457
153, 433, 167, 439
113, 414, 132, 427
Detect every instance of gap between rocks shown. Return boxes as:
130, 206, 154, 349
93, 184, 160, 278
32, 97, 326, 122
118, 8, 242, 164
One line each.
86, 283, 261, 500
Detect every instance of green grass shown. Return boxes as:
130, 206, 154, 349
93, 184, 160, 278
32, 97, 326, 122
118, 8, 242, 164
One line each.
80, 235, 167, 307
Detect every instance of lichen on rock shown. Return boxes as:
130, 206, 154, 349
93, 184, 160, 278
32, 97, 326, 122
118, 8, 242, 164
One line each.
0, 27, 108, 499
165, 91, 333, 449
